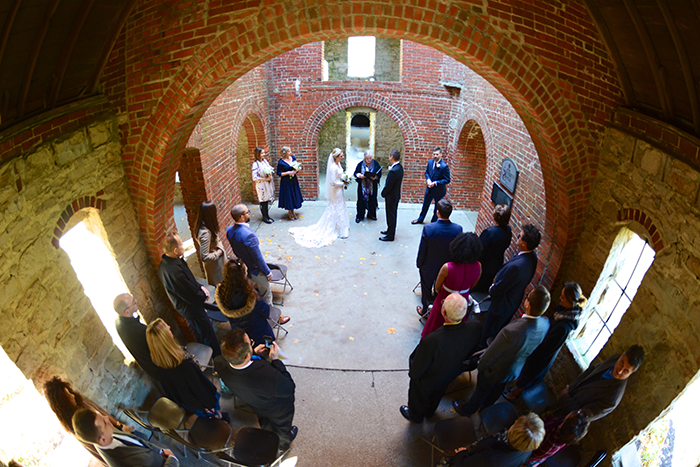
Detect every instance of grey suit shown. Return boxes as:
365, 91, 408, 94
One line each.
554, 354, 628, 421
460, 315, 549, 415
97, 430, 179, 467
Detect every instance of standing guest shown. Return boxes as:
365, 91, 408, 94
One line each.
113, 293, 160, 380
504, 283, 586, 401
552, 345, 645, 422
525, 410, 591, 467
276, 146, 303, 220
473, 205, 512, 293
412, 147, 451, 225
214, 329, 298, 452
445, 413, 545, 467
216, 259, 289, 345
195, 201, 226, 285
252, 147, 275, 224
72, 408, 179, 467
157, 231, 221, 356
44, 376, 132, 465
415, 199, 463, 317
379, 149, 404, 242
421, 232, 482, 339
146, 318, 224, 420
227, 204, 273, 305
353, 150, 382, 223
400, 294, 482, 423
453, 286, 550, 417
480, 224, 541, 348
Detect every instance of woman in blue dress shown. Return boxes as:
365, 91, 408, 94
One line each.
276, 146, 304, 220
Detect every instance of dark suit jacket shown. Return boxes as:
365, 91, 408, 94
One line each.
98, 430, 179, 467
214, 355, 295, 422
409, 320, 482, 396
416, 219, 463, 269
115, 316, 160, 379
381, 162, 403, 201
488, 251, 537, 320
226, 223, 270, 276
478, 316, 549, 385
475, 225, 512, 291
558, 354, 628, 421
157, 255, 207, 321
424, 158, 450, 196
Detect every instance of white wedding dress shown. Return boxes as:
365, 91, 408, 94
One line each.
289, 160, 349, 248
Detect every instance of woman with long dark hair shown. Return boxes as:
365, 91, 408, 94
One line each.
215, 259, 289, 345
195, 201, 225, 285
252, 147, 275, 224
44, 376, 128, 464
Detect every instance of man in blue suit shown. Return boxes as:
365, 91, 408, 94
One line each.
227, 204, 273, 304
415, 199, 463, 316
479, 223, 540, 348
412, 147, 451, 224
453, 285, 551, 416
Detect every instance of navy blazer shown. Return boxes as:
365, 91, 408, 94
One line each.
478, 315, 550, 385
425, 159, 450, 195
226, 223, 270, 276
488, 251, 537, 320
381, 162, 404, 201
416, 219, 463, 271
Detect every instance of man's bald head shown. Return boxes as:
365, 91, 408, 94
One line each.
230, 204, 248, 222
443, 293, 468, 323
113, 293, 136, 317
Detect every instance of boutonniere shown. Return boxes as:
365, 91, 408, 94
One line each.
435, 162, 440, 169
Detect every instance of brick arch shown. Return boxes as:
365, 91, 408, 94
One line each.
51, 192, 107, 249
297, 91, 419, 198
451, 120, 486, 211
617, 208, 665, 252
124, 0, 616, 287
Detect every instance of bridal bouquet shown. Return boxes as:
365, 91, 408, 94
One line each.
341, 172, 351, 189
291, 161, 302, 171
261, 165, 274, 176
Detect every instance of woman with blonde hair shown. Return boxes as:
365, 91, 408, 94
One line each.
216, 259, 289, 345
252, 147, 275, 224
146, 318, 224, 419
276, 146, 304, 220
504, 282, 587, 401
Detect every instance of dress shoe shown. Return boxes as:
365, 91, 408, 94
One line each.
279, 315, 291, 325
452, 399, 471, 417
289, 425, 298, 441
355, 218, 362, 223
263, 218, 273, 224
411, 219, 424, 225
379, 236, 394, 242
380, 230, 388, 235
400, 405, 422, 423
416, 306, 426, 317
367, 216, 377, 220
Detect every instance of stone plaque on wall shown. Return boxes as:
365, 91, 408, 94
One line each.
499, 158, 519, 194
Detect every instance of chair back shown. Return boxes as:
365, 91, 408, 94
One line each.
434, 417, 477, 453
189, 417, 232, 450
479, 401, 518, 434
148, 397, 186, 431
233, 427, 280, 466
186, 342, 214, 370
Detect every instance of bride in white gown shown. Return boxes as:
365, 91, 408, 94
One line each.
289, 148, 350, 248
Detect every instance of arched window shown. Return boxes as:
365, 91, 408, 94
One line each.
568, 227, 655, 367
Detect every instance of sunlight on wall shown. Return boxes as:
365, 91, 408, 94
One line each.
59, 211, 132, 361
347, 36, 376, 78
0, 347, 91, 467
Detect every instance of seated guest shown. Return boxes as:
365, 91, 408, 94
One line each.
553, 345, 645, 421
525, 410, 591, 467
72, 408, 179, 467
215, 259, 289, 345
44, 376, 132, 465
416, 199, 463, 317
444, 413, 545, 467
113, 293, 160, 380
214, 329, 298, 451
421, 232, 482, 339
473, 205, 512, 293
453, 286, 550, 417
505, 282, 586, 401
401, 293, 482, 423
146, 318, 224, 420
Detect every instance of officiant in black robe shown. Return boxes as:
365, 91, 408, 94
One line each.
354, 150, 383, 222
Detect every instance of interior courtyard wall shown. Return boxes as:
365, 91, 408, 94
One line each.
552, 126, 700, 454
317, 110, 346, 174
0, 114, 167, 411
324, 37, 400, 82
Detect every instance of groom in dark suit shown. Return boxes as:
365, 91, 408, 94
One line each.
412, 147, 451, 224
380, 149, 404, 242
480, 223, 541, 348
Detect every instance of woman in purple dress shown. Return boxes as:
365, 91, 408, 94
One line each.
276, 146, 304, 220
421, 232, 482, 339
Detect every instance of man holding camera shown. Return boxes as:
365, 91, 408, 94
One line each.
214, 329, 297, 451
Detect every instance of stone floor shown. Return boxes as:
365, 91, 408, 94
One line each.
145, 199, 489, 466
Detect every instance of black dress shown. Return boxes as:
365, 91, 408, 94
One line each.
277, 157, 303, 210
473, 224, 512, 292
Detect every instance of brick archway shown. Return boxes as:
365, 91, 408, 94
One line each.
452, 120, 487, 211
123, 0, 617, 287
